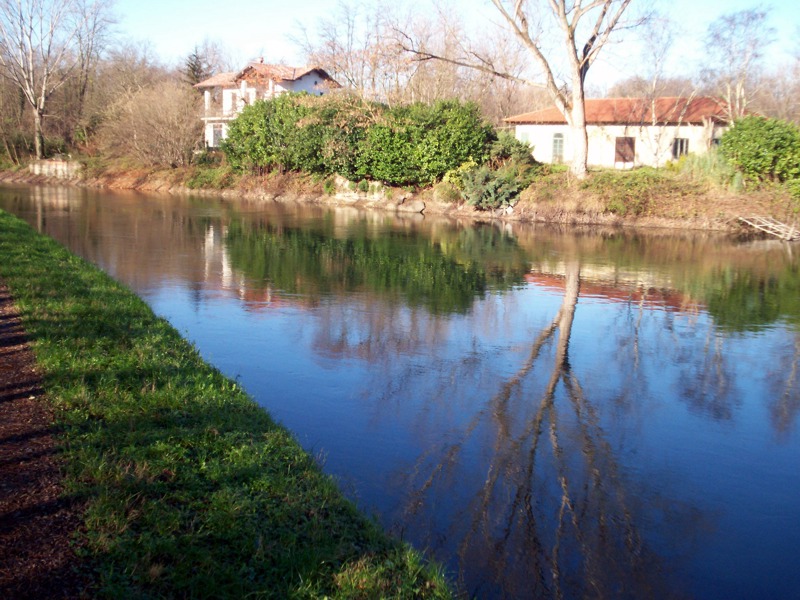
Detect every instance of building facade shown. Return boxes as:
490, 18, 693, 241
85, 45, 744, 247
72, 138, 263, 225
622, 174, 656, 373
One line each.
505, 97, 730, 168
195, 60, 340, 148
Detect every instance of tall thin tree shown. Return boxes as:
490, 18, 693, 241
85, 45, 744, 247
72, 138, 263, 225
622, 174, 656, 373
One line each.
703, 7, 774, 122
398, 0, 640, 179
0, 0, 110, 158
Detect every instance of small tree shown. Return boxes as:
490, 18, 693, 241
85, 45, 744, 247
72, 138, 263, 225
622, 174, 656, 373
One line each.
183, 47, 210, 86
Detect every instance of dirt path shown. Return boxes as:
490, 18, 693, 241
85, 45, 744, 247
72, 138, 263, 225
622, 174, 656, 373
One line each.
0, 282, 88, 598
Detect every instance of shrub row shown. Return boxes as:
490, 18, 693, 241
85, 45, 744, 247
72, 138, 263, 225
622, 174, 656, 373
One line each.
223, 94, 495, 187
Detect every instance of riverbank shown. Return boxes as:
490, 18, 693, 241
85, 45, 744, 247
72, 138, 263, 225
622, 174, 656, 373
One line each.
2, 159, 796, 235
0, 210, 452, 598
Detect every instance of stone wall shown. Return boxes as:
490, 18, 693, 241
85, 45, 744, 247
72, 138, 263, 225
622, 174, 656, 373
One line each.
28, 159, 81, 180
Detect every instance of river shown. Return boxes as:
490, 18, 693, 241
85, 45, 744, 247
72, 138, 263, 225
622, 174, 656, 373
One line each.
1, 183, 798, 599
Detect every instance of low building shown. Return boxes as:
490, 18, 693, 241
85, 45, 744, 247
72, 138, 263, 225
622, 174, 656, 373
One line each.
194, 59, 340, 148
505, 97, 730, 168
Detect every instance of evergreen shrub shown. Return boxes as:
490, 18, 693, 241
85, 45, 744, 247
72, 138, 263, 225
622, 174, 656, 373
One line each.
720, 116, 800, 183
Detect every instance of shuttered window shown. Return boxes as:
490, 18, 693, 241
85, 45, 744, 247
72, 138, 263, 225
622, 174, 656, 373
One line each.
615, 137, 635, 163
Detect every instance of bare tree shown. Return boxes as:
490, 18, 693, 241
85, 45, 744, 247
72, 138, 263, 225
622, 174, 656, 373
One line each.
99, 80, 202, 168
0, 0, 112, 159
703, 7, 774, 122
398, 0, 640, 179
0, 75, 28, 162
751, 58, 800, 124
294, 0, 415, 104
296, 1, 547, 124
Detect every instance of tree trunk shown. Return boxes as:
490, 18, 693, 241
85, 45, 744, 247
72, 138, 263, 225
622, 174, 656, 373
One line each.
33, 108, 45, 159
569, 89, 589, 179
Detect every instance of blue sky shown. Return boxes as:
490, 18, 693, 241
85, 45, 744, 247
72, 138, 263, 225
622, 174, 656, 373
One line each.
115, 0, 798, 81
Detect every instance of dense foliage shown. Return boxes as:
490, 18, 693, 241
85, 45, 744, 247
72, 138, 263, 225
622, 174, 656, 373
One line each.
720, 116, 800, 183
358, 101, 494, 186
223, 94, 495, 187
222, 94, 320, 174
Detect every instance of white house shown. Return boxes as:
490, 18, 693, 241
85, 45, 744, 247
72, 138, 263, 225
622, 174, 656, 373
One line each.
505, 97, 730, 168
194, 59, 340, 148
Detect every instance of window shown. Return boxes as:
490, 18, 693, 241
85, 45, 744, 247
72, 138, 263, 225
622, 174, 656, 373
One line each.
552, 133, 564, 163
672, 138, 689, 159
211, 124, 224, 148
615, 137, 635, 163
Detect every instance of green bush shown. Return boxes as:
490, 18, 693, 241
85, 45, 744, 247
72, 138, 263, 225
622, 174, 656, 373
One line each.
443, 160, 478, 190
357, 100, 494, 187
223, 95, 495, 188
315, 94, 372, 181
458, 133, 540, 210
462, 166, 524, 210
488, 132, 535, 168
720, 116, 800, 183
223, 94, 322, 174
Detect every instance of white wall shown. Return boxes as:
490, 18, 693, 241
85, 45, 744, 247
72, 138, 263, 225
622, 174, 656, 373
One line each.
282, 72, 327, 96
515, 121, 727, 168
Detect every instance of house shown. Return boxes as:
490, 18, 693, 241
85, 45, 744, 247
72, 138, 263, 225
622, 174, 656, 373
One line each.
504, 97, 730, 168
194, 59, 341, 148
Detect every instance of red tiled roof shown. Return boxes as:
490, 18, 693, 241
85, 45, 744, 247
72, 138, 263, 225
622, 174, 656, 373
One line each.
193, 71, 236, 88
194, 63, 341, 89
237, 63, 340, 87
505, 97, 729, 125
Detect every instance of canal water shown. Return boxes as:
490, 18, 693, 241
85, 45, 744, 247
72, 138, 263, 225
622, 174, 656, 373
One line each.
2, 184, 799, 599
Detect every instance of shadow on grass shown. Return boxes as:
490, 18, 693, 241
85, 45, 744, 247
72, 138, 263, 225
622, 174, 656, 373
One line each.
0, 210, 452, 599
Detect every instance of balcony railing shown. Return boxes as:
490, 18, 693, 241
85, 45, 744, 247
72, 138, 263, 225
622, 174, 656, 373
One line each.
201, 108, 240, 121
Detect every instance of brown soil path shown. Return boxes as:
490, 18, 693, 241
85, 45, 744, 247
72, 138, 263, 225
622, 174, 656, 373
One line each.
0, 282, 88, 598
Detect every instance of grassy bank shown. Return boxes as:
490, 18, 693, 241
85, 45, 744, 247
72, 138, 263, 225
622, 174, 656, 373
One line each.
0, 210, 452, 599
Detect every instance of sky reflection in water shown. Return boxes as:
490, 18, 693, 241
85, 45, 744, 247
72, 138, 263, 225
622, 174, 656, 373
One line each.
2, 184, 799, 599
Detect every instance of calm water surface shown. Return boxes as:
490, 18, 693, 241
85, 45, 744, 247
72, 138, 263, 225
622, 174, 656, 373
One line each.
2, 184, 799, 599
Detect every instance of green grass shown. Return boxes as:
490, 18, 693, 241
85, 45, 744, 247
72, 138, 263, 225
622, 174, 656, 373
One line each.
185, 164, 237, 189
0, 209, 453, 599
580, 167, 704, 217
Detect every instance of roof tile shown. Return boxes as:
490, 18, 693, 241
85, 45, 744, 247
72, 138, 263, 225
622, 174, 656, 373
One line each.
505, 97, 729, 125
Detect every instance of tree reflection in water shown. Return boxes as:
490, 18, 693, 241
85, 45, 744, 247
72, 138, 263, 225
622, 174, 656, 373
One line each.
392, 261, 676, 599
771, 336, 800, 437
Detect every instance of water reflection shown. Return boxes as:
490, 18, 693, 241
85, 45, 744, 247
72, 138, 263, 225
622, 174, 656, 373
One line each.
224, 217, 531, 314
372, 261, 677, 598
1, 185, 799, 600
